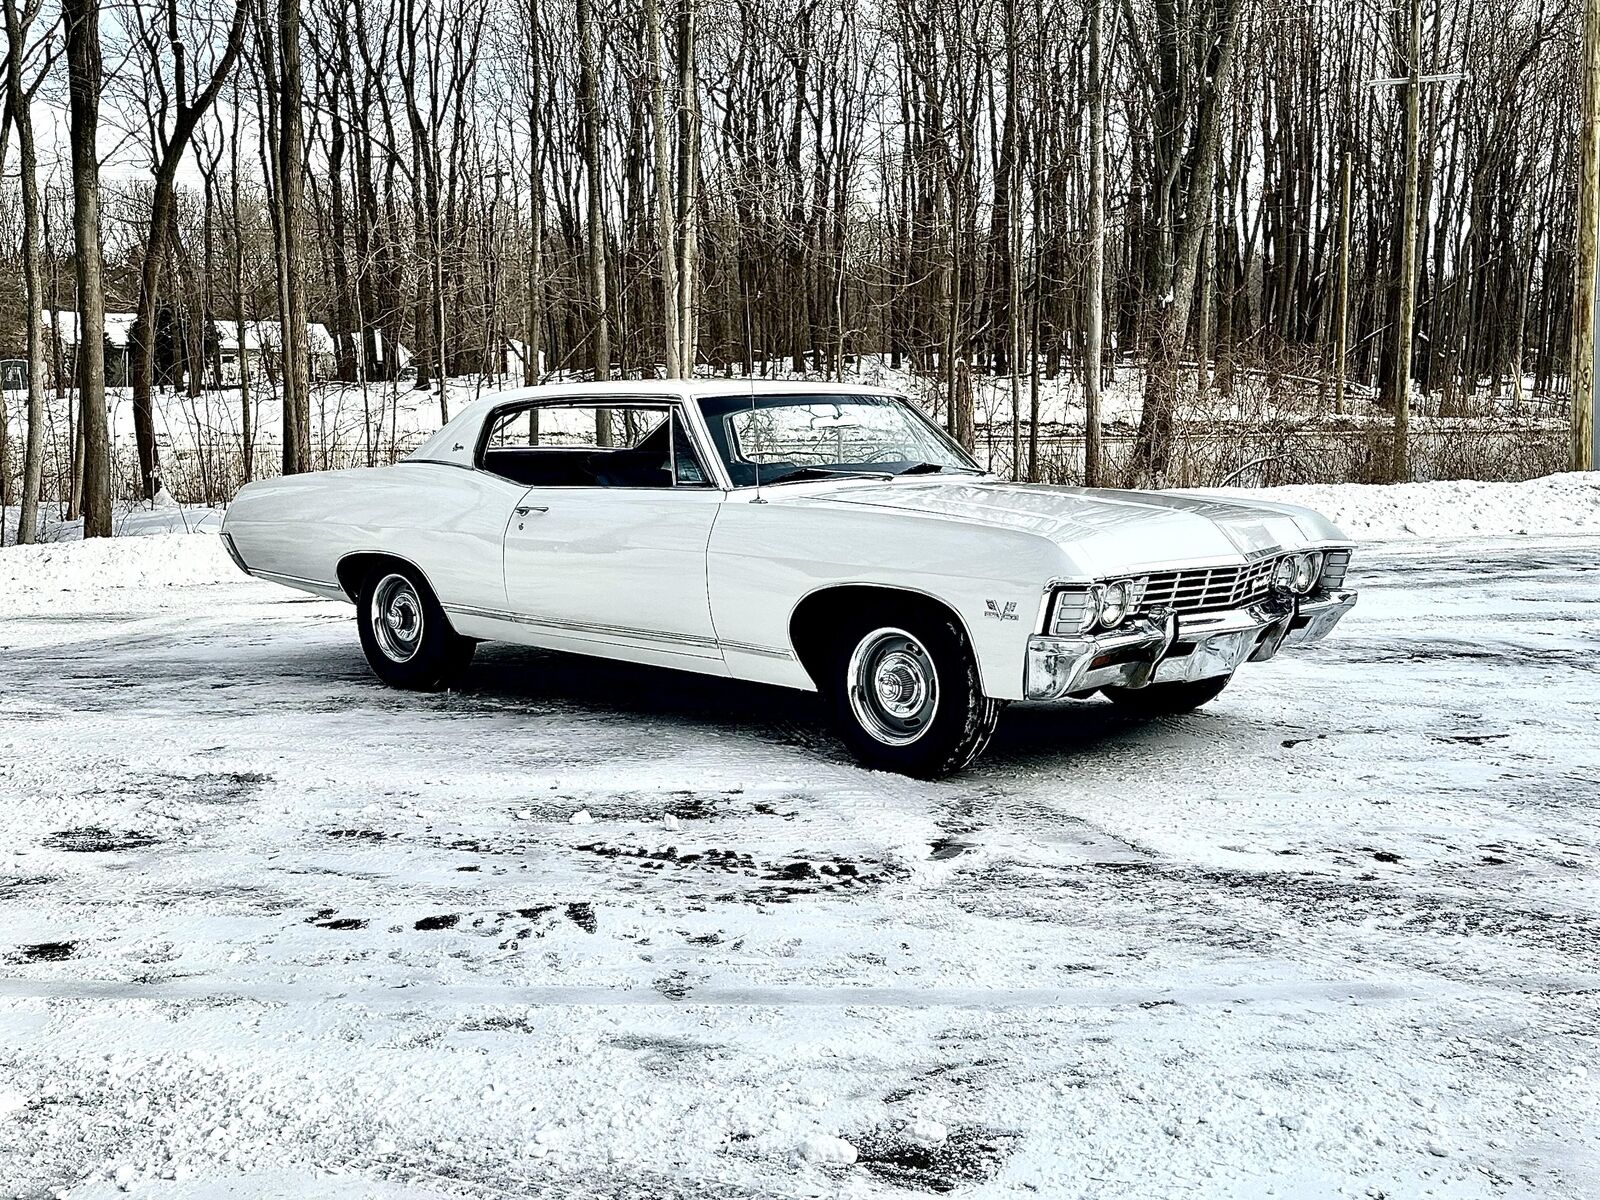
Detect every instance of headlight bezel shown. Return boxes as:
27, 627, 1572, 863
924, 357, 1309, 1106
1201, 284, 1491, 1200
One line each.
1098, 580, 1133, 629
1052, 579, 1141, 636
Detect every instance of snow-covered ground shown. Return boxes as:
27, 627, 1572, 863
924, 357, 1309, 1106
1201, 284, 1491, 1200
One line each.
1, 483, 1598, 1198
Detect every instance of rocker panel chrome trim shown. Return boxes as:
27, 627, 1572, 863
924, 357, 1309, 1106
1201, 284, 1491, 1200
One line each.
443, 603, 724, 656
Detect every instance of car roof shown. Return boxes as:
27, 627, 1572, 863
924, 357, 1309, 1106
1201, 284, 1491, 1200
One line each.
408, 379, 906, 467
469, 378, 897, 405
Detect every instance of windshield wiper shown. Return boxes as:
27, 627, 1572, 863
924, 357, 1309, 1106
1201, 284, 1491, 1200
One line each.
758, 466, 895, 486
896, 462, 980, 476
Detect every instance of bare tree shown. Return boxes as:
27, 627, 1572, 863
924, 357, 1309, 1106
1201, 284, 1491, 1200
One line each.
576, 0, 611, 386
125, 0, 250, 500
62, 0, 111, 536
1083, 0, 1108, 486
1128, 0, 1248, 486
1, 0, 52, 543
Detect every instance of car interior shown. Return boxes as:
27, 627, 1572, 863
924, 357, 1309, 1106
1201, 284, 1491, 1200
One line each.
479, 408, 706, 488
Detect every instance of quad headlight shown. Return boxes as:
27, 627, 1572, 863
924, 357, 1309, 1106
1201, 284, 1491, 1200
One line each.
1293, 550, 1324, 594
1098, 580, 1133, 628
1271, 556, 1297, 592
1057, 579, 1140, 635
1273, 551, 1324, 595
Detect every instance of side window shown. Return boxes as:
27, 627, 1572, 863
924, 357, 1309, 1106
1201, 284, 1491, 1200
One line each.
479, 403, 708, 489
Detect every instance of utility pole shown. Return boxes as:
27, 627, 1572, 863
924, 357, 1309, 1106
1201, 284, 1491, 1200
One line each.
1574, 0, 1600, 470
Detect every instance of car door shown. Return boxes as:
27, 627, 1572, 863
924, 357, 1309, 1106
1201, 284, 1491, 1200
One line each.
485, 398, 726, 669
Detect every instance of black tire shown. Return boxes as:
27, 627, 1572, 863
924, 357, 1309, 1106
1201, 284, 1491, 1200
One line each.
829, 605, 1000, 777
355, 563, 475, 690
1101, 673, 1231, 716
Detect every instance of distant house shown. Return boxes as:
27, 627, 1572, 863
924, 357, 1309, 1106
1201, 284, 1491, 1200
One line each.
215, 321, 409, 385
41, 310, 136, 387
43, 311, 410, 388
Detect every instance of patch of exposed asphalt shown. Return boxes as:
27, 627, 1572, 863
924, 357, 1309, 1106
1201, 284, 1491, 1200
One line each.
322, 828, 391, 842
303, 908, 367, 930
851, 1123, 1022, 1192
569, 841, 882, 903
652, 971, 693, 1000
7, 941, 77, 963
42, 828, 159, 853
0, 875, 54, 900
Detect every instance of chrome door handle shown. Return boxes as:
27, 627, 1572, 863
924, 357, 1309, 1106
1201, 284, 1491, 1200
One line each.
514, 505, 548, 516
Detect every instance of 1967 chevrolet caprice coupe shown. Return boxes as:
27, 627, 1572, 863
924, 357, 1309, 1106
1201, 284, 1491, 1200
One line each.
221, 381, 1357, 776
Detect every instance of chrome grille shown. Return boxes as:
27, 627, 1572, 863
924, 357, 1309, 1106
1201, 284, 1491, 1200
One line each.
1137, 557, 1278, 615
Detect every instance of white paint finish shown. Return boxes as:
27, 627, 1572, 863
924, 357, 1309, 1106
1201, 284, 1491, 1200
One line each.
502, 486, 723, 660
224, 461, 524, 614
220, 382, 1356, 704
803, 478, 1346, 575
706, 492, 1069, 698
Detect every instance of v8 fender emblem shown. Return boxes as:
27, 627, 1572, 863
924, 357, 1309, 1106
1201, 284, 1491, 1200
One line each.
983, 599, 1019, 621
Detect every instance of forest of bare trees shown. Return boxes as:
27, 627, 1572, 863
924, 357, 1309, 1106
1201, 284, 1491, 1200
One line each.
0, 0, 1591, 539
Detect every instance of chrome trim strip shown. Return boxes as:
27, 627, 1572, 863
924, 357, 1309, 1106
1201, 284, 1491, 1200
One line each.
254, 569, 343, 592
719, 639, 796, 661
443, 603, 795, 661
442, 603, 722, 654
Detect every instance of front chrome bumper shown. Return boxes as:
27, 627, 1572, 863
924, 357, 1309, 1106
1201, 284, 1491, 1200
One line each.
1023, 590, 1358, 700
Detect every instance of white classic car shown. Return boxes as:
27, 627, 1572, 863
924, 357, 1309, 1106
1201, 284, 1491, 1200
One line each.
221, 382, 1357, 776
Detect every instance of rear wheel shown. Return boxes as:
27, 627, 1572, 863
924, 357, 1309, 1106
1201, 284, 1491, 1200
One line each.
356, 565, 474, 690
1101, 674, 1231, 716
831, 609, 1000, 777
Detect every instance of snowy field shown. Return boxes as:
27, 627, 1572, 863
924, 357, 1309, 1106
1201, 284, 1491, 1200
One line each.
1, 482, 1598, 1197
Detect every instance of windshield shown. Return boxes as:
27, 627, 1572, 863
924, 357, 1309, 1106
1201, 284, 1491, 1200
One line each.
696, 392, 981, 487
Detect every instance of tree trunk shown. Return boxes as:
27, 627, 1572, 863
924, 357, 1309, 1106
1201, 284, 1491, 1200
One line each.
1131, 0, 1246, 487
647, 0, 681, 378
576, 0, 611, 388
1391, 0, 1422, 481
64, 0, 111, 537
1084, 0, 1106, 486
676, 0, 699, 374
1573, 0, 1599, 470
277, 0, 312, 475
2, 0, 47, 543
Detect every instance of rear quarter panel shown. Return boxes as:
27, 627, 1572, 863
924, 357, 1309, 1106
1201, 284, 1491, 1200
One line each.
708, 500, 1069, 700
222, 462, 526, 611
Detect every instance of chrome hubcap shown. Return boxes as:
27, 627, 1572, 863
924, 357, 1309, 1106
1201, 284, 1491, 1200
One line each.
848, 627, 938, 746
372, 573, 424, 663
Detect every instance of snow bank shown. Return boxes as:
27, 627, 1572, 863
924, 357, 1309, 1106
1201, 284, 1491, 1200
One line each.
1200, 472, 1600, 541
0, 530, 239, 598
2, 497, 225, 545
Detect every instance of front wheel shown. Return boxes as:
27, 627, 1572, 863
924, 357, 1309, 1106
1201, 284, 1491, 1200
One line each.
356, 565, 475, 690
1101, 673, 1231, 716
831, 611, 1000, 777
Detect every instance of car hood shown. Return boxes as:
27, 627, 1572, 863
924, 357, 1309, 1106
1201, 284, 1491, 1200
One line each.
795, 478, 1349, 577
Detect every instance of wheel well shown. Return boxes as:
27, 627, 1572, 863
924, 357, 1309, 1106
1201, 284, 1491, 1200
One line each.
788, 585, 971, 691
336, 552, 421, 602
